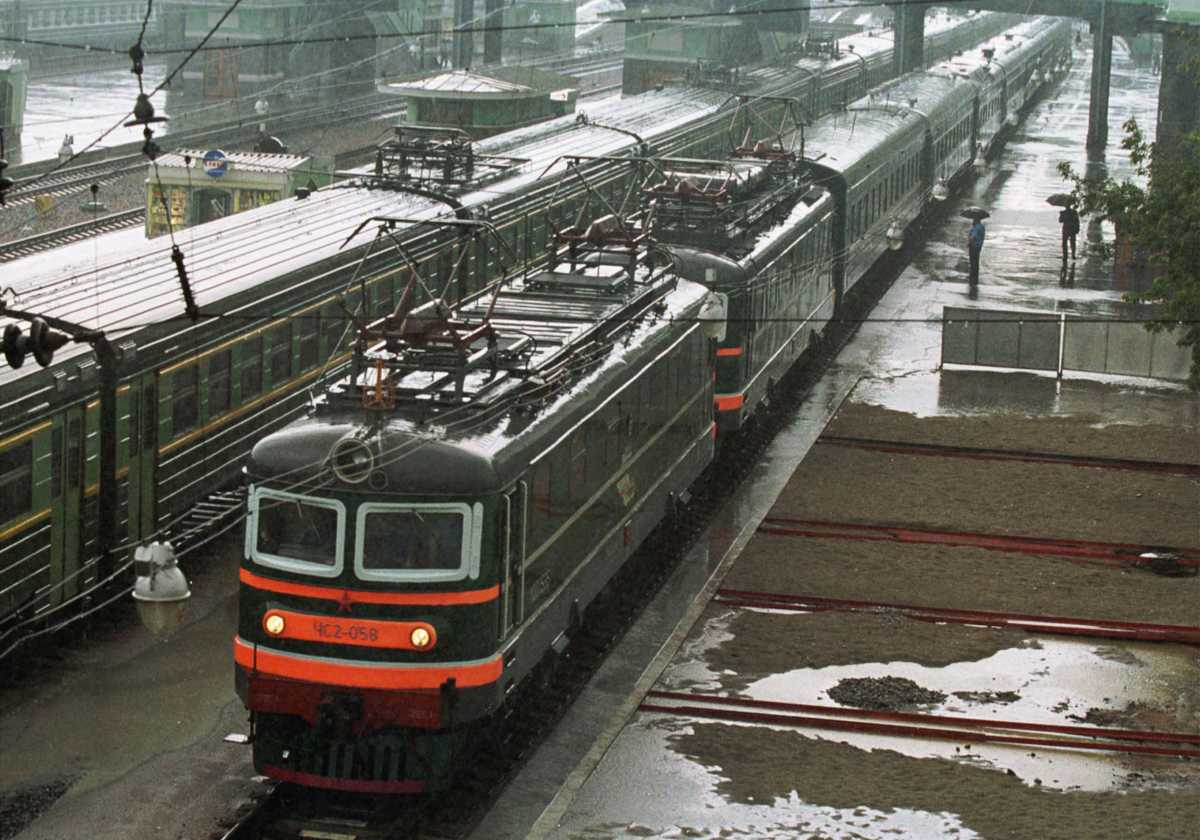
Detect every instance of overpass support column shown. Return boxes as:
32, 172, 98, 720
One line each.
454, 0, 475, 69
893, 1, 926, 76
483, 0, 504, 65
1157, 27, 1200, 161
1086, 6, 1114, 157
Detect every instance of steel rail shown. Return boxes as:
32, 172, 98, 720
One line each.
712, 589, 1200, 645
644, 690, 1200, 748
0, 208, 147, 262
816, 434, 1200, 477
638, 696, 1200, 759
5, 51, 623, 184
757, 517, 1200, 567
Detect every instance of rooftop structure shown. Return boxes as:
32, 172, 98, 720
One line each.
381, 66, 578, 139
145, 149, 331, 237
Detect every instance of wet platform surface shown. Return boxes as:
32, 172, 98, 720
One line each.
483, 34, 1200, 840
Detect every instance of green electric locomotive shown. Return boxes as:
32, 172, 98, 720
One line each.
236, 221, 718, 790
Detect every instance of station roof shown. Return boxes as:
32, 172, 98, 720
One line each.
383, 66, 577, 100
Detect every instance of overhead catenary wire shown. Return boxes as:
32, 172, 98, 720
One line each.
0, 1, 1009, 56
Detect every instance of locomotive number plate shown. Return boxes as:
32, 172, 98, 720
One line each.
311, 619, 387, 643
262, 608, 436, 650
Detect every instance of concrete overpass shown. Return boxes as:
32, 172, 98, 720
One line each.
888, 0, 1200, 157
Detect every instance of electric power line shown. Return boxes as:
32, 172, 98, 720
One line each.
0, 0, 996, 55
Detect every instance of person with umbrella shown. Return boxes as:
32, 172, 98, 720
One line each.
1049, 194, 1080, 263
962, 207, 988, 284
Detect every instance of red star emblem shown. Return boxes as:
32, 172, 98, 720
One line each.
335, 590, 355, 614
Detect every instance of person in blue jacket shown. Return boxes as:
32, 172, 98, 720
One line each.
967, 219, 986, 284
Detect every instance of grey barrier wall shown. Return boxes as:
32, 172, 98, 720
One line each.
941, 307, 1060, 373
941, 307, 1191, 382
1062, 319, 1192, 381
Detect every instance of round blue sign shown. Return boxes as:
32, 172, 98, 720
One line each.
202, 149, 228, 178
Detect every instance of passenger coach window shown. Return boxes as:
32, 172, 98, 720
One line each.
0, 442, 33, 524
269, 325, 292, 384
241, 336, 263, 400
251, 489, 344, 575
172, 365, 199, 435
209, 350, 232, 416
355, 503, 474, 581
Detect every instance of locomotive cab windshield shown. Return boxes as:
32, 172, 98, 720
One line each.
247, 485, 483, 583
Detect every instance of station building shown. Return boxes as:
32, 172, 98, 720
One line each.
145, 149, 331, 237
617, 0, 809, 95
381, 66, 577, 138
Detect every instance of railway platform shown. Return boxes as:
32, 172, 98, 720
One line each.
488, 33, 1200, 840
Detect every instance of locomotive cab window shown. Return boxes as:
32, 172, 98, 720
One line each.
354, 502, 480, 583
249, 488, 345, 577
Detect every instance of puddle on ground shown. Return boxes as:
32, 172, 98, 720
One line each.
846, 369, 1196, 423
657, 622, 1199, 793
560, 719, 979, 840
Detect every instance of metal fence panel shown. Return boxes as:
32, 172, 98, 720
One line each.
1061, 320, 1109, 374
1150, 330, 1192, 381
941, 307, 1058, 372
1063, 319, 1191, 381
1102, 322, 1156, 377
948, 307, 1191, 383
1014, 316, 1061, 371
941, 307, 981, 366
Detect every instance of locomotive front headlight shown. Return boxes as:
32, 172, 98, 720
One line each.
264, 613, 286, 636
410, 627, 432, 648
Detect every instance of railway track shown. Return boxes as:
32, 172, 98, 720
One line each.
816, 434, 1200, 477
0, 136, 388, 261
755, 517, 1200, 570
0, 56, 622, 261
5, 51, 622, 195
3, 95, 403, 207
0, 208, 146, 262
712, 589, 1200, 645
639, 690, 1200, 759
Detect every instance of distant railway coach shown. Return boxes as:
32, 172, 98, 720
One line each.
646, 157, 837, 435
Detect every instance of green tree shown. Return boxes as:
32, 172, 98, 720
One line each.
1056, 120, 1200, 387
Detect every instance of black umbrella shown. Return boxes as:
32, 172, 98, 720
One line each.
1046, 193, 1075, 207
960, 206, 990, 221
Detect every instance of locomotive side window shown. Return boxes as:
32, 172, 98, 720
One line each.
354, 503, 477, 582
250, 488, 344, 577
